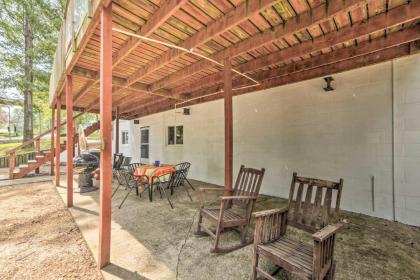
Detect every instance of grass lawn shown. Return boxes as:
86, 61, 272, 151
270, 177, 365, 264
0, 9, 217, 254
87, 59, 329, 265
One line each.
0, 139, 60, 157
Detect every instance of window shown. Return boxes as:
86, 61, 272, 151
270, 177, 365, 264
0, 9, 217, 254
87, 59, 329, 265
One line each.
140, 127, 149, 159
122, 131, 129, 144
167, 126, 183, 145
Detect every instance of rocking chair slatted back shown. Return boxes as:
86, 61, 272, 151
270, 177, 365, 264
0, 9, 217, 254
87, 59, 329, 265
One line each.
288, 172, 343, 233
232, 165, 265, 209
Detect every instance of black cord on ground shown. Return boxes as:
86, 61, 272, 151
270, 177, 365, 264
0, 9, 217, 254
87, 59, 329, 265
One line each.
176, 209, 198, 280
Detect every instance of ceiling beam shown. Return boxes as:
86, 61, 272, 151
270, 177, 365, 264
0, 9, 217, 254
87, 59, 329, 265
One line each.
71, 66, 172, 103
120, 0, 281, 90
126, 41, 418, 119
153, 0, 420, 93
112, 0, 188, 68
172, 24, 420, 96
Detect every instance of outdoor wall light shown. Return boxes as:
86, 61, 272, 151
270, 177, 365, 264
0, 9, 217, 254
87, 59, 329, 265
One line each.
323, 76, 334, 91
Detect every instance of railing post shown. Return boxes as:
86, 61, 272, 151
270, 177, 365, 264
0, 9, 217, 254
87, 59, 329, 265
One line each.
35, 139, 41, 156
8, 152, 15, 179
50, 108, 55, 175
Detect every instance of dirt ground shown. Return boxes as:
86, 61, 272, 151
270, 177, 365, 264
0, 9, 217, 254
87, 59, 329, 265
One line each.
0, 182, 103, 280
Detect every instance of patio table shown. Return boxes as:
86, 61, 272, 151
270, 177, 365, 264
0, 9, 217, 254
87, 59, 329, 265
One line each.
134, 165, 176, 201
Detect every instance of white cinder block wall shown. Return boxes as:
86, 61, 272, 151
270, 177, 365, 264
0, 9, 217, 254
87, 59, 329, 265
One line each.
116, 53, 420, 226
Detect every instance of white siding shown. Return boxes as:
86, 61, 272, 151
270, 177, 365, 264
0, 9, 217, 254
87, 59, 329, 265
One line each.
118, 53, 420, 226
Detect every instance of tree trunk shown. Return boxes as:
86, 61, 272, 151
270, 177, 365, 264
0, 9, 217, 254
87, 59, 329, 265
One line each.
23, 5, 34, 143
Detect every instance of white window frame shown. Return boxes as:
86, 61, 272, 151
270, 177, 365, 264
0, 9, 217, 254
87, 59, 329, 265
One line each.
121, 130, 129, 145
167, 125, 183, 146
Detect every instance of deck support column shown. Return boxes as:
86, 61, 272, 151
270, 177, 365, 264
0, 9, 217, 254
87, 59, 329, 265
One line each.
98, 2, 113, 269
66, 75, 74, 207
115, 106, 119, 154
224, 58, 233, 196
55, 97, 61, 186
50, 108, 55, 176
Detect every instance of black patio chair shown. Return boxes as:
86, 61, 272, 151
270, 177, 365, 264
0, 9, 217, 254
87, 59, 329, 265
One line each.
113, 153, 124, 169
155, 169, 192, 209
175, 162, 194, 190
113, 169, 150, 209
128, 162, 142, 175
121, 156, 132, 169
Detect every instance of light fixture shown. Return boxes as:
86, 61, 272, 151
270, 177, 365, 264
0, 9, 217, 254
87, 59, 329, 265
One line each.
323, 76, 334, 91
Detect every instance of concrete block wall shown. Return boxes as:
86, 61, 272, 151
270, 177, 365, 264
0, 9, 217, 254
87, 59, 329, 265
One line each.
119, 53, 420, 226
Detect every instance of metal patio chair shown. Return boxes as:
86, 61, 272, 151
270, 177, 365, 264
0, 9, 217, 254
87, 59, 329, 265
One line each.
121, 156, 132, 169
154, 169, 192, 209
176, 162, 194, 190
114, 169, 150, 209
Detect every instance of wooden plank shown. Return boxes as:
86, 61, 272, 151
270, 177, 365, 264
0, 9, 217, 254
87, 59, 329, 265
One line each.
173, 24, 420, 95
50, 108, 55, 176
224, 58, 233, 195
137, 41, 415, 118
115, 106, 119, 154
126, 0, 279, 88
55, 97, 61, 186
98, 2, 112, 269
112, 0, 189, 67
66, 75, 74, 207
150, 0, 377, 92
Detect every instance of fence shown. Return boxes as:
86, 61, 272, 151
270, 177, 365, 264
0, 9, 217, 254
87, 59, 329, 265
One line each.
0, 150, 50, 169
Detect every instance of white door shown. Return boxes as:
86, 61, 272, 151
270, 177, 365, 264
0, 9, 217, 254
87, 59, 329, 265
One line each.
140, 127, 149, 164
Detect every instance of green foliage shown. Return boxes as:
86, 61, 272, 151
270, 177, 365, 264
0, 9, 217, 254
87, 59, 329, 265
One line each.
0, 0, 65, 139
0, 0, 64, 95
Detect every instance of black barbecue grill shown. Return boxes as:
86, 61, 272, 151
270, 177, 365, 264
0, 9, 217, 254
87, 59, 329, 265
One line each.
73, 150, 100, 192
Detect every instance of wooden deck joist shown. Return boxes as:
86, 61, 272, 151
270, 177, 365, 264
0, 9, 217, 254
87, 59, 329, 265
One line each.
52, 0, 420, 120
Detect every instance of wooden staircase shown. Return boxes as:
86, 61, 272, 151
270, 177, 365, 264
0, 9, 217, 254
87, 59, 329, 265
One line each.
9, 120, 100, 179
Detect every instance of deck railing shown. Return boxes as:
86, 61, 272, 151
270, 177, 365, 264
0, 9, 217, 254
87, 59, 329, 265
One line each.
49, 0, 95, 106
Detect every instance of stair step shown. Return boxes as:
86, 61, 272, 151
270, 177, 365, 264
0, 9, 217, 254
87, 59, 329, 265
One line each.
19, 164, 29, 168
36, 155, 45, 159
28, 160, 37, 164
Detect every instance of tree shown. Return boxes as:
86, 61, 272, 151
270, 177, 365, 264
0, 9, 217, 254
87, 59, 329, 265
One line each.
0, 0, 64, 142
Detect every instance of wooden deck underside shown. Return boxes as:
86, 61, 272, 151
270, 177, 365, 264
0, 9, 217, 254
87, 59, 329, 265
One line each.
56, 0, 420, 119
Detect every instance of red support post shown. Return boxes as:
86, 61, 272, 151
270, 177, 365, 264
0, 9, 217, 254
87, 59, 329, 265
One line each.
224, 58, 233, 196
115, 106, 119, 154
50, 108, 55, 175
98, 2, 113, 269
66, 74, 74, 207
55, 97, 61, 186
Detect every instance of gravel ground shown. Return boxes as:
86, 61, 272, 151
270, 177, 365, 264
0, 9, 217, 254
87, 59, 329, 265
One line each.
0, 182, 103, 280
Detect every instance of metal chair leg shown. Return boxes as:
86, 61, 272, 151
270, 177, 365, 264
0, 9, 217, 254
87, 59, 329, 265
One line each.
182, 183, 193, 201
119, 187, 134, 209
160, 186, 174, 209
112, 183, 121, 197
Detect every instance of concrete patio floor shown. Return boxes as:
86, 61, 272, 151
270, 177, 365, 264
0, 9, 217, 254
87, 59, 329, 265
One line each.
56, 177, 420, 280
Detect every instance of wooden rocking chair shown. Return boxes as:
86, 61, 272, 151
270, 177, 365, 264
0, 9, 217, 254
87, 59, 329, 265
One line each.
251, 172, 344, 280
196, 165, 265, 253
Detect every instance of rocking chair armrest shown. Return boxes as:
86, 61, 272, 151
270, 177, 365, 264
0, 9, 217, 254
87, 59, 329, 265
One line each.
252, 207, 289, 219
220, 195, 258, 201
312, 223, 343, 242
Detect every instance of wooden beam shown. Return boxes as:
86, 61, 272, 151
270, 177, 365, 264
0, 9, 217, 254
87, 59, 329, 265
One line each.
50, 108, 55, 176
157, 0, 420, 93
112, 0, 188, 68
115, 106, 119, 154
55, 97, 61, 186
174, 25, 420, 95
224, 58, 233, 196
66, 75, 74, 207
129, 42, 416, 119
98, 2, 112, 269
124, 0, 279, 88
